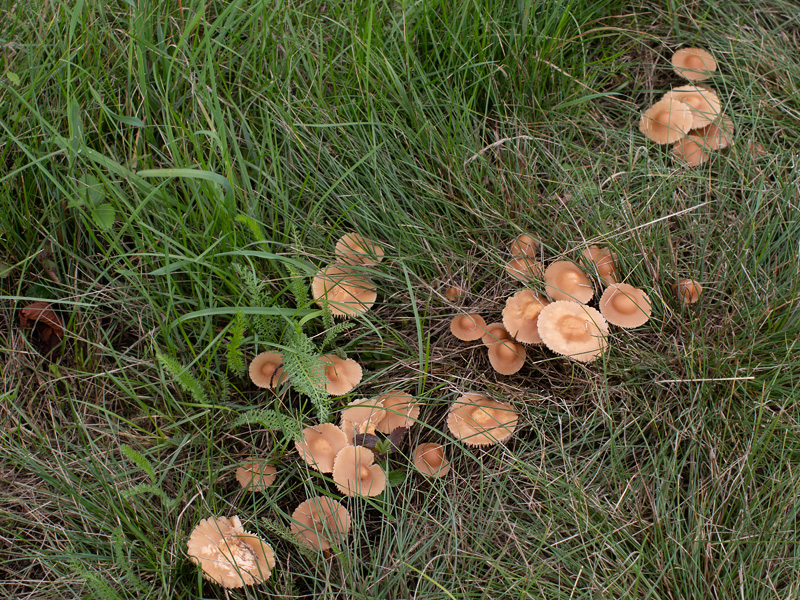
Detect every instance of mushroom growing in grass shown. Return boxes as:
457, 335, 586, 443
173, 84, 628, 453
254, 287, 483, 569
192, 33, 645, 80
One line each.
509, 234, 538, 258
662, 85, 721, 129
488, 340, 527, 375
444, 285, 465, 302
295, 423, 349, 473
544, 261, 594, 304
639, 98, 694, 144
599, 283, 652, 328
187, 516, 275, 588
450, 313, 487, 342
340, 397, 386, 443
335, 233, 384, 267
321, 354, 363, 395
413, 443, 450, 478
673, 279, 703, 304
375, 391, 420, 434
505, 257, 543, 283
692, 116, 735, 150
235, 460, 278, 492
311, 264, 377, 318
502, 289, 549, 344
672, 136, 710, 167
290, 496, 351, 551
537, 301, 609, 363
581, 246, 618, 286
249, 352, 288, 389
332, 446, 387, 497
447, 393, 518, 447
481, 322, 512, 347
671, 47, 717, 81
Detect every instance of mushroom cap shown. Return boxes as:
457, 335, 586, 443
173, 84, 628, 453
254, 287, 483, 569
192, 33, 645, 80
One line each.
671, 47, 717, 81
375, 391, 420, 434
447, 393, 518, 447
692, 116, 735, 150
335, 233, 384, 267
639, 98, 694, 144
186, 516, 275, 588
290, 496, 351, 551
444, 285, 466, 302
450, 313, 487, 342
502, 289, 550, 344
673, 279, 703, 304
505, 257, 544, 283
581, 245, 618, 286
544, 261, 594, 303
295, 423, 350, 473
599, 283, 652, 328
672, 135, 710, 167
481, 322, 513, 348
413, 443, 450, 478
332, 446, 387, 497
662, 85, 721, 129
488, 340, 527, 375
537, 301, 610, 363
509, 234, 538, 258
248, 352, 288, 389
311, 264, 377, 318
321, 354, 363, 396
235, 460, 278, 491
339, 397, 386, 443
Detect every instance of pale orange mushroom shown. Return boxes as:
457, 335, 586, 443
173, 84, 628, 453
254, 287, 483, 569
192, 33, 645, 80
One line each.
509, 234, 538, 258
311, 264, 377, 318
481, 322, 513, 348
446, 393, 518, 447
339, 397, 386, 443
290, 496, 351, 551
321, 354, 363, 395
673, 279, 703, 304
672, 136, 710, 167
582, 245, 618, 286
502, 289, 549, 344
671, 47, 717, 82
295, 423, 349, 473
413, 443, 450, 478
662, 85, 721, 129
639, 98, 694, 144
335, 233, 384, 267
505, 257, 544, 283
450, 313, 487, 342
331, 446, 386, 497
375, 391, 420, 434
544, 261, 594, 304
248, 352, 288, 389
536, 301, 610, 363
599, 283, 652, 328
692, 116, 735, 150
488, 340, 526, 375
235, 460, 278, 492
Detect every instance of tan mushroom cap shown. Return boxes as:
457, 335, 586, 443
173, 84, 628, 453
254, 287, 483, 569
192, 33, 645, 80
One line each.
311, 264, 377, 318
582, 245, 618, 286
444, 285, 465, 302
413, 443, 450, 478
450, 313, 487, 341
544, 261, 594, 304
335, 233, 385, 267
537, 301, 609, 363
639, 98, 694, 144
672, 47, 717, 81
290, 496, 351, 551
502, 289, 549, 344
662, 85, 721, 129
505, 257, 544, 283
509, 234, 538, 258
332, 446, 386, 497
693, 116, 735, 150
599, 283, 652, 328
248, 352, 288, 389
375, 391, 420, 434
340, 397, 386, 443
186, 516, 275, 588
672, 135, 710, 167
673, 279, 703, 304
488, 340, 527, 375
235, 460, 278, 491
447, 393, 518, 447
321, 354, 363, 396
481, 322, 512, 347
295, 423, 349, 473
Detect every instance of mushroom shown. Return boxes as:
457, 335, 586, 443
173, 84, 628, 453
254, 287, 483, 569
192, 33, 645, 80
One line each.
581, 245, 618, 286
186, 516, 275, 588
311, 264, 377, 318
488, 339, 527, 375
662, 85, 721, 129
509, 234, 538, 258
295, 423, 349, 473
235, 460, 278, 491
248, 352, 288, 389
450, 313, 487, 342
536, 301, 609, 363
339, 397, 386, 443
599, 283, 652, 328
692, 116, 735, 150
321, 354, 363, 395
672, 136, 710, 167
673, 279, 703, 304
331, 446, 387, 497
671, 47, 717, 81
375, 391, 420, 434
481, 322, 513, 347
447, 393, 518, 447
505, 257, 544, 283
502, 289, 549, 344
544, 261, 594, 304
444, 285, 465, 302
412, 443, 450, 478
335, 233, 384, 267
639, 98, 694, 144
290, 496, 351, 551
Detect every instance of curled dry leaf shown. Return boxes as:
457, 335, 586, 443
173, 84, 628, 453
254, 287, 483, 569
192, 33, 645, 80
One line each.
19, 301, 65, 355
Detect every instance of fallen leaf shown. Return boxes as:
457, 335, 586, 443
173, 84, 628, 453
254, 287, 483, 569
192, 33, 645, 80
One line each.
19, 301, 65, 355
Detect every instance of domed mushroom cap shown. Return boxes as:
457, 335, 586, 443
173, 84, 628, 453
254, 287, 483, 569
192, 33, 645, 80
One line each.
672, 135, 710, 167
321, 354, 363, 396
544, 261, 594, 304
413, 443, 450, 478
444, 285, 466, 302
509, 234, 538, 258
248, 352, 288, 389
447, 393, 518, 447
502, 289, 549, 344
335, 233, 384, 267
582, 245, 618, 286
662, 85, 721, 129
340, 397, 386, 443
332, 446, 386, 497
505, 257, 544, 283
599, 283, 652, 328
186, 516, 275, 588
692, 116, 735, 150
375, 391, 420, 434
295, 423, 349, 473
673, 278, 703, 304
311, 264, 377, 318
639, 99, 694, 144
290, 496, 351, 551
672, 47, 717, 81
488, 340, 527, 375
235, 460, 278, 491
481, 322, 512, 347
537, 301, 610, 363
450, 313, 487, 342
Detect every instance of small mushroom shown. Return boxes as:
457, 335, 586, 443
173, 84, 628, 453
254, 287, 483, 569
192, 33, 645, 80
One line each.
544, 261, 594, 303
481, 322, 513, 347
335, 233, 384, 267
248, 352, 288, 389
375, 391, 420, 434
673, 279, 703, 304
295, 423, 349, 473
321, 354, 363, 395
447, 393, 518, 447
581, 245, 618, 286
509, 234, 538, 258
502, 289, 549, 344
488, 340, 527, 375
311, 264, 377, 318
290, 496, 351, 551
444, 285, 466, 302
450, 313, 487, 342
672, 135, 710, 167
692, 116, 735, 150
536, 301, 609, 363
413, 443, 450, 478
505, 257, 544, 283
332, 446, 387, 497
599, 283, 652, 328
662, 85, 721, 129
235, 460, 278, 491
340, 397, 386, 443
671, 47, 717, 82
639, 98, 694, 144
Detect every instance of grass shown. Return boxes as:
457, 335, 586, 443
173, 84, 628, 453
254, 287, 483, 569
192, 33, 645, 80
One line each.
2, 0, 800, 598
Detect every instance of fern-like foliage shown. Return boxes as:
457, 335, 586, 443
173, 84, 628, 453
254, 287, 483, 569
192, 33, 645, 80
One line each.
321, 319, 356, 353
233, 263, 280, 342
286, 263, 310, 310
70, 559, 121, 600
228, 408, 302, 441
260, 518, 319, 562
111, 527, 148, 594
122, 484, 180, 510
235, 214, 267, 243
120, 444, 156, 484
282, 323, 329, 422
156, 352, 208, 404
226, 310, 247, 376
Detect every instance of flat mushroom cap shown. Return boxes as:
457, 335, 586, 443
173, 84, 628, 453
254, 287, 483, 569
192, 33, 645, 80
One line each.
505, 257, 544, 283
235, 460, 278, 491
447, 393, 518, 447
481, 322, 513, 348
295, 423, 349, 473
582, 245, 618, 286
450, 313, 487, 342
311, 264, 377, 318
321, 354, 363, 396
249, 352, 288, 389
332, 446, 387, 497
662, 85, 721, 129
509, 234, 538, 258
375, 391, 420, 434
692, 116, 735, 150
639, 99, 694, 144
488, 340, 527, 375
187, 516, 275, 588
340, 397, 386, 443
335, 233, 385, 267
413, 443, 450, 478
290, 496, 351, 551
537, 301, 610, 363
673, 279, 703, 304
672, 136, 710, 167
672, 47, 717, 81
544, 261, 594, 304
502, 289, 549, 344
599, 283, 652, 328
